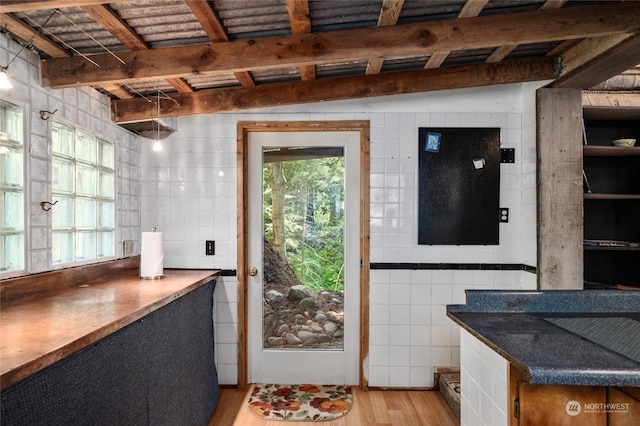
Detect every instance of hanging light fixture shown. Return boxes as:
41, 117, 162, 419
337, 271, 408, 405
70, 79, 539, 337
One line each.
152, 89, 163, 152
0, 67, 12, 89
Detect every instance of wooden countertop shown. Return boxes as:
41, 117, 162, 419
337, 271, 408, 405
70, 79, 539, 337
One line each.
0, 268, 220, 390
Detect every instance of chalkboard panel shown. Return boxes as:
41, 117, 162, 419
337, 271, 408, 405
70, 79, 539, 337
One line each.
418, 127, 500, 245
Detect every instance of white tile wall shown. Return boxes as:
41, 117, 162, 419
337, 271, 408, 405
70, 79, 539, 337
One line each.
140, 83, 545, 385
460, 328, 509, 426
1, 36, 141, 276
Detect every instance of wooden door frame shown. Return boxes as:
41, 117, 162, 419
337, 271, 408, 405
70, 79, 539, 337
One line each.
236, 120, 370, 389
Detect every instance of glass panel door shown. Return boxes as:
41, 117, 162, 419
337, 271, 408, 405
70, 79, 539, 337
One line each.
248, 131, 360, 385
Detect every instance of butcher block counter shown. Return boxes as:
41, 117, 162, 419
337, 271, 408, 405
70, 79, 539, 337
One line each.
0, 258, 221, 425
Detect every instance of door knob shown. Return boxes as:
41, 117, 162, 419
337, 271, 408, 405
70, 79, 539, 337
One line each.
248, 266, 258, 276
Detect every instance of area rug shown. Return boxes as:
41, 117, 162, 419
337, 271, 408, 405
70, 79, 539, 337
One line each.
247, 384, 352, 421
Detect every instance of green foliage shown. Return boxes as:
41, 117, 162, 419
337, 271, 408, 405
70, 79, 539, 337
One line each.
263, 151, 345, 292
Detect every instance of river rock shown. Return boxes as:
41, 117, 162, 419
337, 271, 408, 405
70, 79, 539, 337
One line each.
317, 334, 333, 343
288, 285, 312, 301
265, 290, 284, 302
323, 322, 338, 335
299, 297, 317, 309
277, 324, 289, 335
297, 330, 315, 341
268, 337, 284, 346
285, 333, 302, 344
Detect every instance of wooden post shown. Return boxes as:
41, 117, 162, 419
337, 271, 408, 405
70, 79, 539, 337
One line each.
536, 88, 583, 290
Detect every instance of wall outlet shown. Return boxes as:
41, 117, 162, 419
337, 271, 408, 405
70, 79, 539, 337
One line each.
123, 240, 134, 257
499, 208, 509, 223
205, 240, 215, 256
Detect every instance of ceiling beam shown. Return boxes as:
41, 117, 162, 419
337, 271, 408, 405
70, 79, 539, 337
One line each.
42, 2, 640, 89
0, 13, 69, 58
552, 33, 640, 89
101, 83, 133, 99
557, 34, 634, 78
81, 4, 148, 50
287, 0, 315, 81
185, 0, 255, 88
81, 4, 193, 96
365, 0, 404, 75
424, 0, 488, 69
111, 57, 556, 122
0, 0, 129, 13
485, 0, 567, 63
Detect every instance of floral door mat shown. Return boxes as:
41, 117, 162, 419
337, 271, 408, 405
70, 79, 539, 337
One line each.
248, 384, 353, 421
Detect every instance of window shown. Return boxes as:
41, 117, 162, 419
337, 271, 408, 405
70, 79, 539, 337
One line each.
0, 100, 25, 273
52, 122, 115, 265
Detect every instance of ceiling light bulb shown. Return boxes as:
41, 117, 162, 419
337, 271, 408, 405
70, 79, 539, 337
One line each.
0, 68, 13, 89
152, 140, 163, 152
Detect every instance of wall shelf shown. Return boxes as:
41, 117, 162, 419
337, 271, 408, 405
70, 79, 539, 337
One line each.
582, 107, 640, 289
584, 193, 640, 200
584, 146, 640, 156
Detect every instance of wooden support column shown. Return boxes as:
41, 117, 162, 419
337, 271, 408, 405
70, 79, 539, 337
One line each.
536, 88, 583, 290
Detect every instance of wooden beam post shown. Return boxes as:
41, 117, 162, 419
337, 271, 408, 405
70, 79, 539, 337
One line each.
536, 88, 583, 290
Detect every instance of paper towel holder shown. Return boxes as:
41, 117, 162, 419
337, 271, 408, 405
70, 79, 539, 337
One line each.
140, 227, 165, 280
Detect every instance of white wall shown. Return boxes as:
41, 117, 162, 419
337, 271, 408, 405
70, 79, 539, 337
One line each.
1, 35, 141, 276
141, 82, 543, 386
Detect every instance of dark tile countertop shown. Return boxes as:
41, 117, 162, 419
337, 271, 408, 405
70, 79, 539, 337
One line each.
447, 290, 640, 387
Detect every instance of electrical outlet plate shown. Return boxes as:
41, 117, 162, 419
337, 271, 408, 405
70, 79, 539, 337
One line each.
206, 240, 215, 256
499, 208, 509, 223
123, 240, 134, 257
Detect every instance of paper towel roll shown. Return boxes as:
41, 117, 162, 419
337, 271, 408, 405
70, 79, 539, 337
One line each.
140, 231, 164, 279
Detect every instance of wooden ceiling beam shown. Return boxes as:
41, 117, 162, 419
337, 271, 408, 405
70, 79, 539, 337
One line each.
557, 34, 634, 78
101, 83, 134, 99
42, 2, 640, 89
424, 0, 487, 69
365, 0, 403, 75
0, 0, 129, 14
552, 33, 640, 89
185, 0, 255, 88
484, 0, 567, 64
286, 0, 315, 81
0, 13, 69, 58
81, 4, 148, 50
111, 57, 556, 122
81, 4, 192, 96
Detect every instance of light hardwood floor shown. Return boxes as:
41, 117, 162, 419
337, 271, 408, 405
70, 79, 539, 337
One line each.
208, 386, 458, 425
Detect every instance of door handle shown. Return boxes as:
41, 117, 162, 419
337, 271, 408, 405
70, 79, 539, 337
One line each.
248, 266, 258, 276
